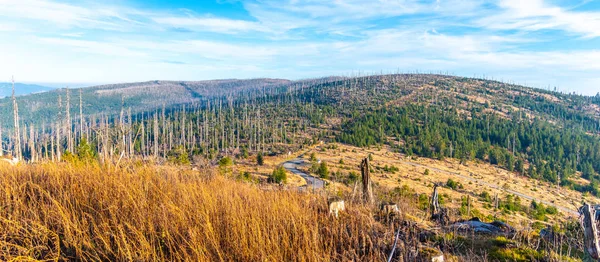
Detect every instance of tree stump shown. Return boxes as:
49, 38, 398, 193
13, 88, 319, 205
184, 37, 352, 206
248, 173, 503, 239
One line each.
430, 185, 449, 226
579, 203, 600, 260
360, 157, 373, 204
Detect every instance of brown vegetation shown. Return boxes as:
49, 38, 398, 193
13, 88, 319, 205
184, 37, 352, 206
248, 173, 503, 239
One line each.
0, 162, 397, 261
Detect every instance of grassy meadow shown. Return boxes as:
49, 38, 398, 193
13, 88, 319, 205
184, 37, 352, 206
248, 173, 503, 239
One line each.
0, 161, 402, 261
0, 154, 586, 261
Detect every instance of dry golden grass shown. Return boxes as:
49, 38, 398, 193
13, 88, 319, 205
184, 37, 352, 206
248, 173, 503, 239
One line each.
0, 161, 399, 261
304, 143, 596, 226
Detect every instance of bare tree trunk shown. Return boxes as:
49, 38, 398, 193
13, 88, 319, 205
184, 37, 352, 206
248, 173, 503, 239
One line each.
42, 122, 48, 160
467, 195, 471, 217
181, 105, 186, 150
579, 203, 600, 259
0, 123, 3, 157
55, 121, 61, 161
128, 108, 132, 157
79, 88, 85, 140
360, 157, 373, 204
66, 88, 73, 152
431, 185, 439, 218
11, 76, 22, 160
140, 116, 145, 157
28, 125, 35, 162
119, 96, 125, 157
50, 126, 55, 161
153, 113, 159, 158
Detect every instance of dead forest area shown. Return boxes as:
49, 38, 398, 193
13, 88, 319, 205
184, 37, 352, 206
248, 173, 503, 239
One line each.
1, 74, 600, 261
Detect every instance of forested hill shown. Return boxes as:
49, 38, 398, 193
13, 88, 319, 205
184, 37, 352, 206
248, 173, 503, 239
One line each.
3, 74, 600, 195
0, 78, 290, 125
0, 82, 54, 98
2, 74, 598, 129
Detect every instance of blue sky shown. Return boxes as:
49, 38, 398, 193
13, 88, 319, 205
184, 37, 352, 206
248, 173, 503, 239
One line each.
0, 0, 599, 94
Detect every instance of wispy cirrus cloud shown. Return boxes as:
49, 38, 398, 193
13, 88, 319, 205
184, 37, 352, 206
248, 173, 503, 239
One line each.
0, 23, 19, 32
0, 0, 145, 31
37, 37, 148, 57
151, 16, 268, 34
478, 0, 600, 38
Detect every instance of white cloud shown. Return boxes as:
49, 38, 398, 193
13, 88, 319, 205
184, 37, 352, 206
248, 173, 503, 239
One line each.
0, 0, 142, 31
60, 32, 85, 38
478, 0, 600, 38
0, 23, 19, 31
151, 16, 269, 34
246, 0, 423, 20
37, 37, 148, 57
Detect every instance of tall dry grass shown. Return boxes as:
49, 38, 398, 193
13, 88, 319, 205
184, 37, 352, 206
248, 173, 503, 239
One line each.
0, 162, 398, 261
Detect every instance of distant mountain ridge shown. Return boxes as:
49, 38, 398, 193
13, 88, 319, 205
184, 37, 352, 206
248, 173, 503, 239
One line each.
0, 82, 55, 98
0, 78, 291, 125
2, 75, 598, 131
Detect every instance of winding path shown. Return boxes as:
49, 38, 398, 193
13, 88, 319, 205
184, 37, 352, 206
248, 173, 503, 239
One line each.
283, 158, 325, 189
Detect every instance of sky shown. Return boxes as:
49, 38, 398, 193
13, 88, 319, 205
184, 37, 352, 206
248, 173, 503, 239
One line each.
0, 0, 599, 95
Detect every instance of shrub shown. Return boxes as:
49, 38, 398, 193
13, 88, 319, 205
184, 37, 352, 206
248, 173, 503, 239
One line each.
241, 147, 249, 159
271, 166, 288, 184
219, 157, 233, 167
347, 171, 359, 185
317, 162, 329, 179
62, 151, 78, 164
383, 165, 399, 173
418, 193, 429, 210
167, 146, 190, 165
76, 138, 97, 163
479, 191, 492, 202
241, 171, 252, 181
257, 152, 264, 166
545, 206, 558, 215
446, 179, 459, 190
219, 157, 234, 175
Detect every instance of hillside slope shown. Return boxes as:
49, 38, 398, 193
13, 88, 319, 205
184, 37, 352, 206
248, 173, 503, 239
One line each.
0, 78, 289, 125
2, 74, 600, 195
0, 82, 54, 98
0, 73, 596, 260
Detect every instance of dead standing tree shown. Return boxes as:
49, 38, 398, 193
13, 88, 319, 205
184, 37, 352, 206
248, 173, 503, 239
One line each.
360, 157, 374, 205
431, 185, 449, 226
11, 76, 22, 160
579, 203, 600, 260
431, 185, 439, 218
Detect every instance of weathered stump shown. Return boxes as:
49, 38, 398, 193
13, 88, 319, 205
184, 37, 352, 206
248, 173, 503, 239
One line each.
579, 203, 600, 260
360, 157, 373, 204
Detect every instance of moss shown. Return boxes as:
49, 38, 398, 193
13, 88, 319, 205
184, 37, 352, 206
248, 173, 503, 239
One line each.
492, 236, 511, 248
489, 247, 544, 262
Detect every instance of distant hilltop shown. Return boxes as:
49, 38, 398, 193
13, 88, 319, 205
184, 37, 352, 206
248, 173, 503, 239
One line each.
0, 82, 55, 98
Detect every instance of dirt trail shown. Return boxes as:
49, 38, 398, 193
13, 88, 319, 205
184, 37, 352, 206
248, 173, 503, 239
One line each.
283, 158, 325, 189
